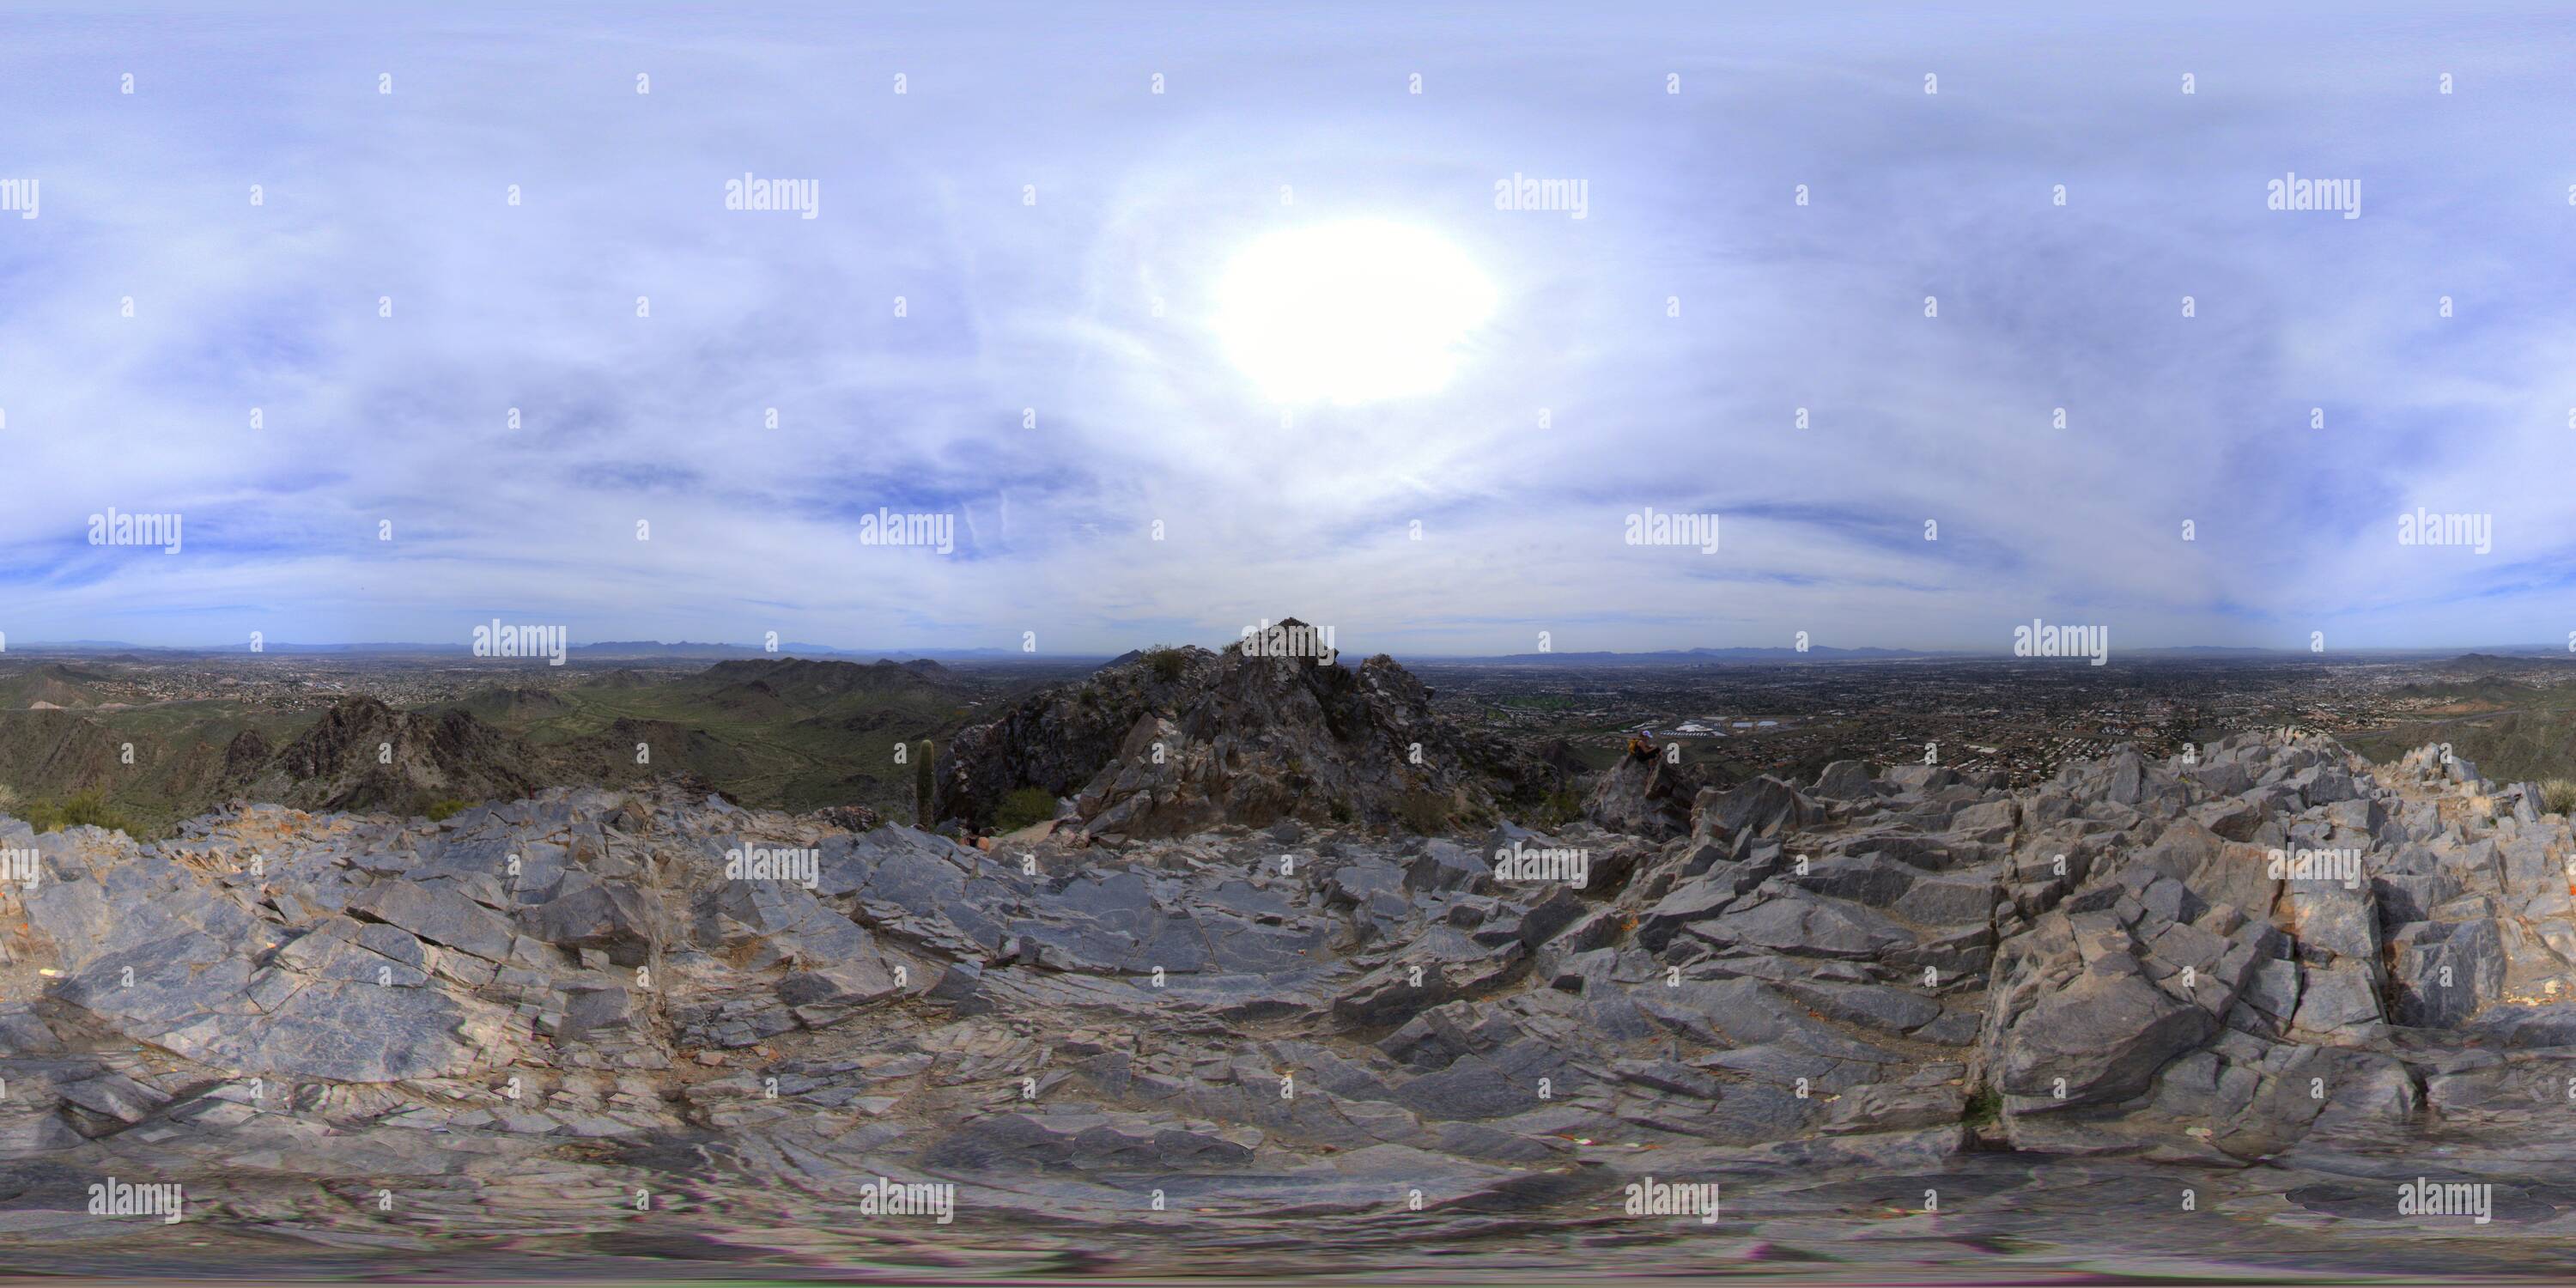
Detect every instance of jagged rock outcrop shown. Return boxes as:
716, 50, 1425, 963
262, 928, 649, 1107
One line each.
3, 727, 2573, 1263
807, 802, 886, 832
933, 621, 1558, 839
1582, 751, 1703, 840
933, 647, 1218, 829
219, 726, 272, 778
228, 696, 542, 814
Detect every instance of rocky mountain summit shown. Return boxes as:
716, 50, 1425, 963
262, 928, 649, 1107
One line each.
934, 620, 1562, 840
2, 708, 2574, 1273
227, 695, 543, 814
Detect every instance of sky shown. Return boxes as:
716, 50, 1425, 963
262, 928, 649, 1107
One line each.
3, 1, 2573, 656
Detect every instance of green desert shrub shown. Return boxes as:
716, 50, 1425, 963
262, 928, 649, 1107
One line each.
1141, 647, 1188, 683
1394, 791, 1452, 835
423, 798, 474, 823
1965, 1085, 2002, 1128
993, 787, 1060, 832
1533, 787, 1587, 830
62, 791, 131, 830
2543, 779, 2576, 817
22, 790, 135, 835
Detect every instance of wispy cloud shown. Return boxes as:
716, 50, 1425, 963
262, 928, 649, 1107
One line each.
1, 2, 2568, 653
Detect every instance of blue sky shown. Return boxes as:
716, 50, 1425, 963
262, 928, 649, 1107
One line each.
3, 2, 2572, 655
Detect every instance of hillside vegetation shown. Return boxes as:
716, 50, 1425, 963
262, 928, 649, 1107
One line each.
0, 657, 976, 835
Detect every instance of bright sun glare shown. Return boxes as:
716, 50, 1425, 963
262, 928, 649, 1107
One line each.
1213, 221, 1498, 405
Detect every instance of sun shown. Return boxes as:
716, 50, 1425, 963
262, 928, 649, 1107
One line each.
1213, 221, 1498, 404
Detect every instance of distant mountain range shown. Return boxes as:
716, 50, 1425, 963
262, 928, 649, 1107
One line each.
1423, 646, 1953, 665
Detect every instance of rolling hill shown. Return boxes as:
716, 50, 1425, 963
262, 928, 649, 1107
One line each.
0, 658, 981, 835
